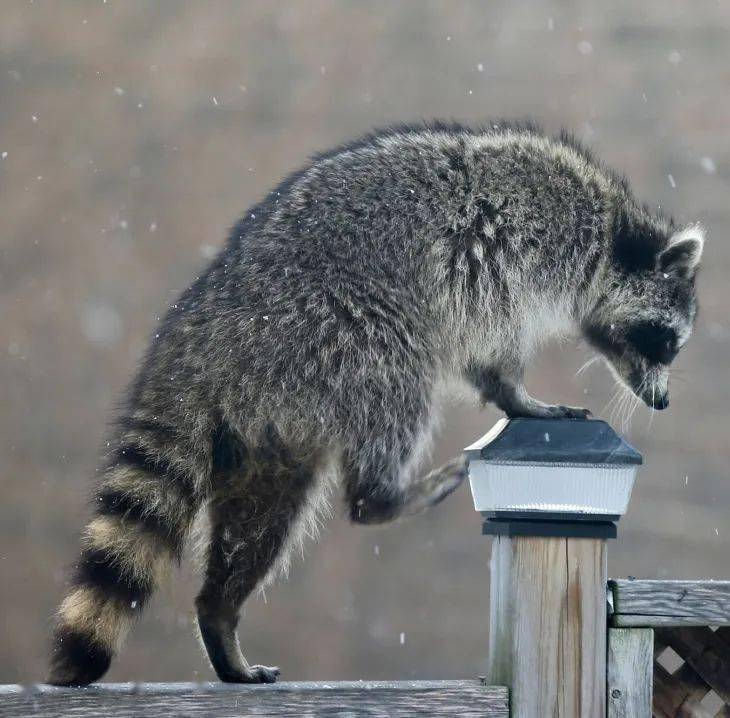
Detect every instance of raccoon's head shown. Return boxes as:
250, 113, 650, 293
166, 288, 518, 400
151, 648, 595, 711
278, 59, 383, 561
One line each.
583, 210, 704, 410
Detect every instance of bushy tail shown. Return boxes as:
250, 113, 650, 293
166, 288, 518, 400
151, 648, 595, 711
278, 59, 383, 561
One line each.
48, 427, 204, 686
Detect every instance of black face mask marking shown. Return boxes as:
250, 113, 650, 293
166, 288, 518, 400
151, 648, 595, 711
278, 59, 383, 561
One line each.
625, 322, 678, 365
583, 323, 626, 358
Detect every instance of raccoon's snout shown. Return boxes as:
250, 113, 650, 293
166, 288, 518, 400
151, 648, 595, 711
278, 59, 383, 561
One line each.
635, 369, 670, 410
643, 389, 669, 410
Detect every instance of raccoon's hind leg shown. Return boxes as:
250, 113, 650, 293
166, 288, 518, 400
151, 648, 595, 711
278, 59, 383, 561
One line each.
466, 363, 591, 419
195, 427, 316, 684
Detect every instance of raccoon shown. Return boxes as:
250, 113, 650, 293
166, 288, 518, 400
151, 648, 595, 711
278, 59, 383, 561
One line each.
48, 121, 704, 686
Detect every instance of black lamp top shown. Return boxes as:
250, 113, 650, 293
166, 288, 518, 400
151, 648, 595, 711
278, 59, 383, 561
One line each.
463, 418, 643, 466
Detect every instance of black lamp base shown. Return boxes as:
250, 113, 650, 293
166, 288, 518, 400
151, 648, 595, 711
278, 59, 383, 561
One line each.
482, 511, 618, 539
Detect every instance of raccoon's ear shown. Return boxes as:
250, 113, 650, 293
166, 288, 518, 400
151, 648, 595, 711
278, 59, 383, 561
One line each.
658, 225, 705, 278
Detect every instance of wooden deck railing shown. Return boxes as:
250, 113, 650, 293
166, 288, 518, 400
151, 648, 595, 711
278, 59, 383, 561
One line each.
0, 680, 509, 718
608, 580, 730, 718
4, 580, 730, 716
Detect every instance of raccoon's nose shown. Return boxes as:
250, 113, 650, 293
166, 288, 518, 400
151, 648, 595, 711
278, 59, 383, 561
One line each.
653, 392, 669, 410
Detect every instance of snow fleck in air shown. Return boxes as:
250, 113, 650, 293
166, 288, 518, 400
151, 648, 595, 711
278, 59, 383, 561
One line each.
547, 17, 555, 31
477, 62, 484, 72
700, 156, 716, 174
81, 302, 123, 346
399, 632, 405, 645
212, 96, 218, 106
114, 86, 125, 96
32, 115, 38, 122
320, 66, 326, 76
667, 174, 676, 188
119, 219, 128, 230
1, 151, 7, 159
642, 93, 648, 103
468, 89, 473, 95
374, 545, 380, 556
446, 35, 451, 41
685, 476, 689, 485
149, 222, 157, 232
131, 600, 137, 609
715, 528, 719, 536
250, 213, 256, 219
668, 50, 682, 65
544, 433, 550, 442
577, 41, 593, 55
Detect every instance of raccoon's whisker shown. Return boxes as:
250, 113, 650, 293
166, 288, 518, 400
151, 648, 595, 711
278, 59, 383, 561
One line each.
612, 385, 633, 429
621, 391, 633, 431
574, 355, 600, 378
602, 383, 623, 421
647, 383, 656, 430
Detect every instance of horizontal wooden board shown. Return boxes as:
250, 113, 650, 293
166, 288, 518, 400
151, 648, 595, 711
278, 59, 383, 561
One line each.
610, 580, 730, 627
0, 680, 509, 718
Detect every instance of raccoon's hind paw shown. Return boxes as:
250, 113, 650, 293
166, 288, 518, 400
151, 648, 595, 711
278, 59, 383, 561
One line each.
220, 664, 281, 684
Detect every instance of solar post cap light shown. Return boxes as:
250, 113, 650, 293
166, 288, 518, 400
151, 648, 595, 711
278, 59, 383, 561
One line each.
464, 417, 643, 539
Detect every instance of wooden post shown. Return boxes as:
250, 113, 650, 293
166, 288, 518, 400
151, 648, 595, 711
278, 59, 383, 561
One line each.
467, 418, 641, 717
488, 534, 607, 717
607, 628, 653, 718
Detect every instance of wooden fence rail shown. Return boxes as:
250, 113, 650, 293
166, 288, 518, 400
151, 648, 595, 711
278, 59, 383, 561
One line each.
0, 680, 509, 718
609, 580, 730, 718
4, 583, 730, 716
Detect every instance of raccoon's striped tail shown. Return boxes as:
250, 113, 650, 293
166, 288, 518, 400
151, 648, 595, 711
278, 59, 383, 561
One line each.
48, 431, 205, 686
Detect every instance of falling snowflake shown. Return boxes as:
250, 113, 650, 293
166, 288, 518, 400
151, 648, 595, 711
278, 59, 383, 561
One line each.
700, 156, 716, 174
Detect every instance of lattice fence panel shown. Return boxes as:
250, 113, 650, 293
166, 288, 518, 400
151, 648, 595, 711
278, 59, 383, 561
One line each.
653, 627, 730, 717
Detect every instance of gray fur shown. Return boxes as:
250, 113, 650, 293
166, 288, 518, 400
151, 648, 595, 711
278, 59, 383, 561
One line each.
50, 121, 703, 685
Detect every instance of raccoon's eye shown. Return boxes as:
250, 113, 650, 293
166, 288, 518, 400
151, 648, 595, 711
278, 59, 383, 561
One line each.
625, 322, 678, 365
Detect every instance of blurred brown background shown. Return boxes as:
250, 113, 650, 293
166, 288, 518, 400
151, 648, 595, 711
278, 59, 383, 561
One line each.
1, 0, 729, 684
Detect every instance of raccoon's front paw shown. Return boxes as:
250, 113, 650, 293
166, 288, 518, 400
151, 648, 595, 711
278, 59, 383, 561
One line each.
545, 404, 591, 420
220, 664, 280, 684
507, 403, 591, 420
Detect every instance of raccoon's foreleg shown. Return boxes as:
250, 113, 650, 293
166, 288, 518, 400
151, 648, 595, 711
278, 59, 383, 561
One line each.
399, 457, 468, 518
467, 364, 590, 419
344, 429, 466, 526
195, 428, 316, 684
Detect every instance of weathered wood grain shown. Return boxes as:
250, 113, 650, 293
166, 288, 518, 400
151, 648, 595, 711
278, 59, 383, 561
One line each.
566, 537, 607, 717
610, 580, 730, 627
0, 680, 509, 718
489, 535, 606, 717
607, 628, 653, 718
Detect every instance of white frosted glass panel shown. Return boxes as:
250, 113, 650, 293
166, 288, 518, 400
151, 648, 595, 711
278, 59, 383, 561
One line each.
468, 462, 636, 515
